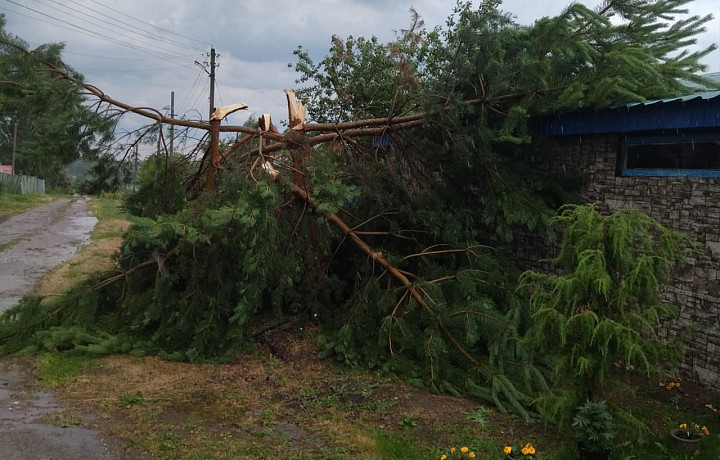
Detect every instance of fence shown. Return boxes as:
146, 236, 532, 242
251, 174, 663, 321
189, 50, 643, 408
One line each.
0, 173, 45, 194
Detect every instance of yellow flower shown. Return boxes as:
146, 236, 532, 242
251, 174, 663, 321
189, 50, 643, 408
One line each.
703, 426, 710, 436
679, 423, 687, 430
519, 443, 535, 456
450, 448, 456, 453
461, 447, 469, 453
504, 446, 512, 454
469, 453, 476, 459
440, 455, 447, 460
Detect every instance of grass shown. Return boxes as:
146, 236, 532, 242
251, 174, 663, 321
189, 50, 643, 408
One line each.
0, 193, 57, 221
22, 194, 720, 459
35, 353, 93, 388
35, 194, 134, 299
40, 335, 720, 460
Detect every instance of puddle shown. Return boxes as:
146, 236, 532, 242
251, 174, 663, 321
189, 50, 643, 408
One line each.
0, 197, 97, 313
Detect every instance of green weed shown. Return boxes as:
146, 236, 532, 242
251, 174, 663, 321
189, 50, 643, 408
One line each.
35, 353, 92, 387
119, 391, 145, 408
464, 406, 493, 426
398, 415, 419, 430
373, 431, 432, 459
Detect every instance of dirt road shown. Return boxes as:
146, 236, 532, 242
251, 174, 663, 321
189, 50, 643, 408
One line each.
0, 357, 119, 460
0, 197, 148, 459
0, 197, 96, 313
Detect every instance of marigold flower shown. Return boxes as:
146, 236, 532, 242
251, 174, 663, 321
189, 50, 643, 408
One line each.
702, 426, 710, 436
440, 455, 447, 460
450, 447, 456, 453
469, 453, 475, 459
679, 423, 687, 430
461, 446, 469, 453
528, 446, 536, 454
504, 446, 512, 454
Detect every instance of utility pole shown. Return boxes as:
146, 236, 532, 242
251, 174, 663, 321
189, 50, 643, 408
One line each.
169, 91, 175, 155
133, 144, 138, 192
11, 123, 17, 175
209, 47, 216, 121
195, 48, 217, 121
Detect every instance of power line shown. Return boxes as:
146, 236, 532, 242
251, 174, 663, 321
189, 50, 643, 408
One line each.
79, 64, 192, 73
63, 50, 183, 61
1, 0, 219, 128
87, 0, 209, 48
185, 77, 210, 120
61, 0, 206, 53
1, 0, 198, 62
215, 80, 225, 111
177, 67, 206, 116
33, 0, 202, 56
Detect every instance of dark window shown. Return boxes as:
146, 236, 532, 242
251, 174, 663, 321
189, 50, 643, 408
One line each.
621, 132, 720, 177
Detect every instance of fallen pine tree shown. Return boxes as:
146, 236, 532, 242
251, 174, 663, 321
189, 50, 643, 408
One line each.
0, 0, 715, 421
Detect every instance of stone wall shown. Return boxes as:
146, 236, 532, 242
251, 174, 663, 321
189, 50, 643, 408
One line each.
530, 134, 720, 388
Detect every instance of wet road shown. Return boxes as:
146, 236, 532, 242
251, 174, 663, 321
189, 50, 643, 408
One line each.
0, 197, 97, 313
0, 198, 149, 459
0, 357, 115, 460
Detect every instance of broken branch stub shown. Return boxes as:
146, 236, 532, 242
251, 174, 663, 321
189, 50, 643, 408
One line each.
207, 103, 248, 192
211, 103, 248, 121
285, 90, 306, 129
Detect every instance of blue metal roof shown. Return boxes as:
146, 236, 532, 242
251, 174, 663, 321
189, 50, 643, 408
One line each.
617, 91, 720, 108
536, 90, 720, 136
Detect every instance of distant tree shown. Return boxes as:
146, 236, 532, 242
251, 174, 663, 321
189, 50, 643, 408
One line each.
0, 14, 114, 187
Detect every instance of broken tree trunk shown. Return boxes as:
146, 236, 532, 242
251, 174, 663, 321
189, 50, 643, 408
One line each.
206, 103, 248, 192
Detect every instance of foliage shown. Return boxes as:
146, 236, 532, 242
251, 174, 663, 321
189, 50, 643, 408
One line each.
122, 156, 188, 218
0, 177, 287, 361
0, 14, 115, 186
572, 400, 615, 453
521, 205, 695, 419
464, 406, 493, 426
293, 8, 437, 123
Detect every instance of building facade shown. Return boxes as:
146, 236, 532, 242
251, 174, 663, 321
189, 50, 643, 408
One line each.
531, 80, 720, 387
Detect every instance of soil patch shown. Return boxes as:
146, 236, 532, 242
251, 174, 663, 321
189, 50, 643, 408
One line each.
54, 323, 568, 459
0, 356, 149, 460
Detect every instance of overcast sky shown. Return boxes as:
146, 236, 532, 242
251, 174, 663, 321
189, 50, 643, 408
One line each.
1, 0, 718, 135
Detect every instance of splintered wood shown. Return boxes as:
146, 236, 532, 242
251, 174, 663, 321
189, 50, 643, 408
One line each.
285, 90, 306, 129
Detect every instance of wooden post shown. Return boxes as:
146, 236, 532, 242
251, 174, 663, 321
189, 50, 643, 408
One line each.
11, 123, 17, 175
